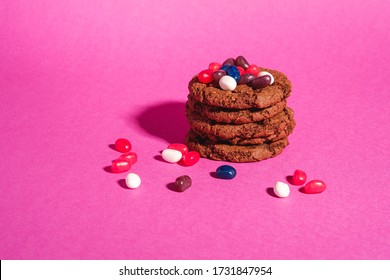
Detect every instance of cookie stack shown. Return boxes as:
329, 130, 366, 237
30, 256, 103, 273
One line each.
185, 56, 295, 163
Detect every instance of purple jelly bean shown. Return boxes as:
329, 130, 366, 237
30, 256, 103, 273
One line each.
212, 70, 226, 82
238, 73, 255, 85
174, 175, 192, 192
252, 75, 272, 89
235, 55, 250, 70
222, 57, 235, 66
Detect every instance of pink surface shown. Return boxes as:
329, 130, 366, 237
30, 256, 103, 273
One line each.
1, 0, 389, 260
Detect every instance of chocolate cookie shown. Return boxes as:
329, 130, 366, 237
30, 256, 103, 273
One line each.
187, 107, 295, 141
186, 95, 287, 124
188, 68, 291, 109
189, 111, 295, 145
186, 132, 289, 162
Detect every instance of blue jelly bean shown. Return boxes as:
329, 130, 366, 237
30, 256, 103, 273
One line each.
220, 65, 229, 71
226, 65, 240, 82
216, 165, 237, 179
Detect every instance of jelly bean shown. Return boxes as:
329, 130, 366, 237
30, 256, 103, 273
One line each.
216, 165, 236, 179
197, 69, 214, 83
115, 138, 132, 153
174, 175, 192, 192
220, 65, 229, 71
235, 55, 250, 69
180, 151, 200, 166
222, 57, 235, 66
162, 148, 183, 163
219, 75, 237, 91
303, 180, 326, 194
126, 173, 141, 189
238, 73, 255, 85
258, 71, 275, 85
226, 65, 240, 82
111, 159, 131, 173
274, 182, 290, 198
236, 66, 245, 76
212, 70, 226, 82
291, 169, 307, 185
252, 75, 271, 89
208, 62, 222, 72
167, 143, 189, 155
119, 152, 138, 165
246, 64, 260, 76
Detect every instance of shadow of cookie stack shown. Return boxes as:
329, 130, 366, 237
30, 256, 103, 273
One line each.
185, 56, 295, 162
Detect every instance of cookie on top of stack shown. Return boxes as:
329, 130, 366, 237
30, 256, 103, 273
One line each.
185, 55, 295, 163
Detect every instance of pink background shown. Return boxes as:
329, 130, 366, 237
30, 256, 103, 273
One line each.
1, 0, 389, 260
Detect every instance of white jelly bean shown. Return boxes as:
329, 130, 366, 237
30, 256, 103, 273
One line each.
258, 71, 275, 85
161, 148, 182, 163
274, 181, 290, 198
126, 173, 141, 189
219, 75, 237, 91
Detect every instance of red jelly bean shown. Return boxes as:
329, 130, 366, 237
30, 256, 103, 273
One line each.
180, 151, 200, 166
303, 180, 326, 194
236, 66, 245, 76
111, 159, 131, 173
208, 62, 222, 73
167, 143, 188, 155
119, 152, 137, 165
115, 138, 132, 153
197, 69, 214, 83
292, 169, 307, 185
246, 64, 260, 76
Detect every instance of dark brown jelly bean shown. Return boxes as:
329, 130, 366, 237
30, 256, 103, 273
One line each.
222, 57, 235, 66
252, 75, 272, 89
174, 175, 192, 192
212, 70, 226, 82
238, 73, 255, 85
235, 55, 250, 69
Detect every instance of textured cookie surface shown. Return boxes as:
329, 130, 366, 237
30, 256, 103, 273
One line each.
188, 68, 292, 109
188, 112, 295, 145
186, 132, 289, 162
187, 107, 295, 141
186, 95, 287, 124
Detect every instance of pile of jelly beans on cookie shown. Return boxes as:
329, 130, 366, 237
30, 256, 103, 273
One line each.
197, 55, 275, 91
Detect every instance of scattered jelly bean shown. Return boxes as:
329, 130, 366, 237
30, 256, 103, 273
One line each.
167, 143, 189, 155
252, 75, 272, 89
274, 181, 290, 198
111, 159, 131, 173
119, 152, 138, 165
162, 148, 183, 163
235, 55, 250, 69
291, 169, 307, 185
216, 165, 236, 179
197, 69, 214, 83
222, 57, 235, 66
126, 173, 141, 189
236, 66, 245, 76
212, 70, 226, 82
174, 175, 192, 192
115, 138, 132, 153
258, 71, 275, 84
219, 75, 237, 91
180, 151, 200, 166
238, 73, 255, 85
226, 65, 240, 82
246, 64, 260, 76
303, 180, 326, 194
208, 62, 222, 72
220, 65, 229, 71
